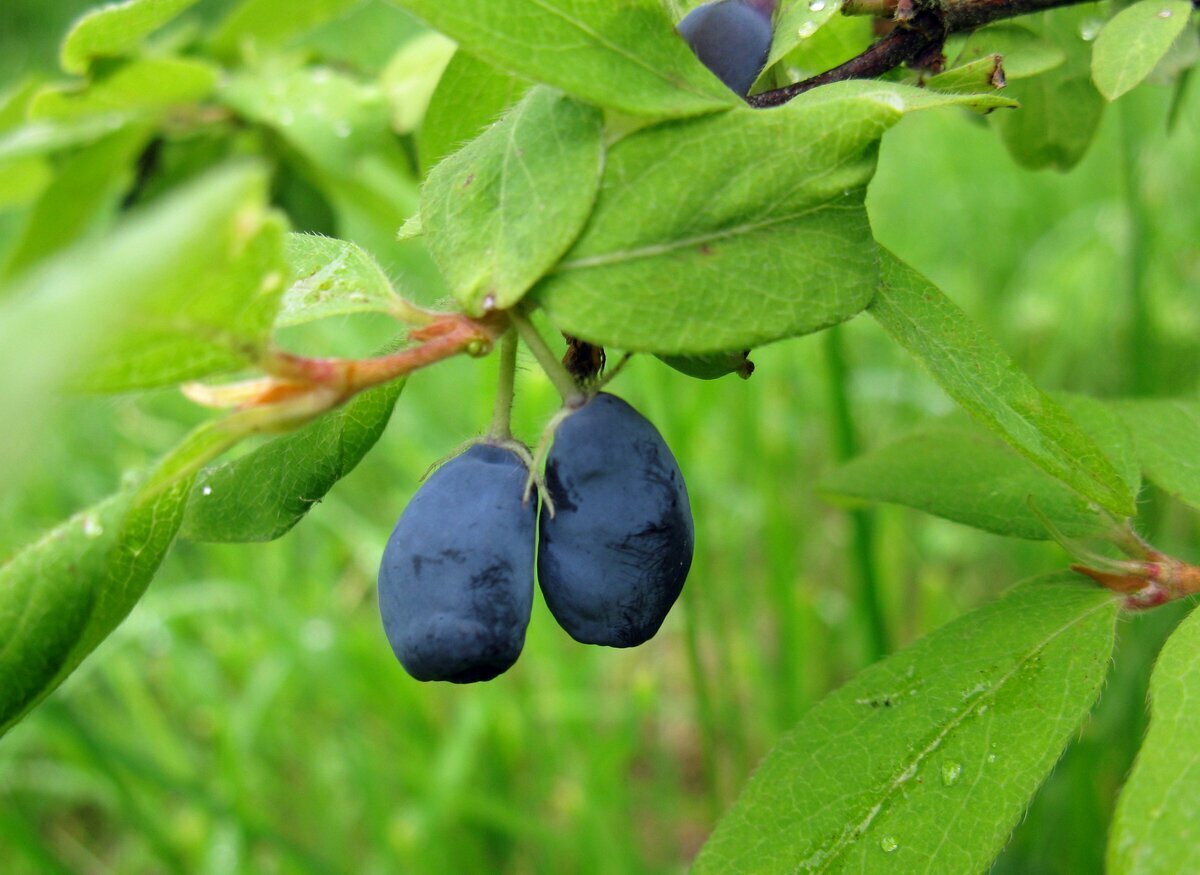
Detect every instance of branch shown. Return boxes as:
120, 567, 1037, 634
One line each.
748, 0, 1090, 107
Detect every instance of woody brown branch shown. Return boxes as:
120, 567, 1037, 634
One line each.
748, 0, 1090, 108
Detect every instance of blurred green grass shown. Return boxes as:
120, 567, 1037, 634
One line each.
1, 2, 1199, 873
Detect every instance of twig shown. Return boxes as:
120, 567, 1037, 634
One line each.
750, 0, 1093, 108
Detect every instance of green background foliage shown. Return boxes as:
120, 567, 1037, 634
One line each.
0, 0, 1198, 872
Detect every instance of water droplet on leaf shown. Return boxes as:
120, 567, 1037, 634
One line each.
809, 0, 826, 11
201, 485, 214, 496
880, 836, 899, 853
82, 515, 104, 538
1157, 8, 1173, 17
1079, 18, 1103, 40
798, 21, 817, 38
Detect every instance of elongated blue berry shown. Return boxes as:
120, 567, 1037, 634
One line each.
538, 394, 694, 647
678, 0, 775, 98
378, 444, 536, 682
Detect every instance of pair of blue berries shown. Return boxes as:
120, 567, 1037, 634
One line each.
377, 395, 695, 683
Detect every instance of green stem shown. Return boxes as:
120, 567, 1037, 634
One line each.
489, 330, 518, 441
680, 588, 724, 821
509, 309, 583, 405
823, 326, 888, 663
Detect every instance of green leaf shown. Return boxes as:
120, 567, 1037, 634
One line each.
389, 0, 737, 117
61, 0, 202, 74
381, 31, 457, 134
421, 87, 604, 316
0, 165, 275, 490
764, 0, 845, 71
533, 82, 1013, 355
83, 202, 289, 393
1, 126, 150, 279
695, 573, 1119, 874
868, 249, 1136, 519
180, 380, 404, 542
822, 396, 1140, 540
1108, 604, 1200, 874
30, 57, 219, 121
0, 114, 136, 164
210, 0, 365, 55
1092, 0, 1193, 100
953, 24, 1067, 79
0, 472, 192, 737
418, 50, 529, 177
658, 350, 754, 381
992, 7, 1106, 171
275, 233, 407, 328
1111, 398, 1200, 510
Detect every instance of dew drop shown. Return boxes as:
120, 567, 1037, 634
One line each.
1157, 7, 1173, 16
201, 485, 214, 497
1079, 18, 1103, 40
798, 21, 818, 38
987, 753, 997, 763
482, 293, 498, 311
880, 836, 899, 854
82, 515, 104, 538
809, 0, 827, 11
941, 762, 963, 786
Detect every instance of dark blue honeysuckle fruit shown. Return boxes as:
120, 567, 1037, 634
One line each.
378, 444, 536, 683
677, 0, 776, 98
538, 393, 695, 647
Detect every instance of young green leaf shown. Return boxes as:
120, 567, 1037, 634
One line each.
0, 475, 191, 738
30, 57, 219, 121
869, 250, 1136, 519
418, 51, 529, 177
180, 380, 404, 542
926, 55, 1007, 95
275, 233, 407, 328
421, 87, 604, 316
0, 114, 137, 164
1111, 398, 1200, 510
1108, 604, 1200, 874
61, 0, 202, 74
1092, 0, 1193, 101
695, 573, 1120, 874
388, 0, 737, 117
953, 24, 1067, 79
533, 83, 1013, 354
0, 165, 274, 489
821, 396, 1140, 540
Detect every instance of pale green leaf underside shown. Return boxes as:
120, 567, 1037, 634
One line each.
927, 56, 1006, 95
422, 87, 604, 316
180, 380, 405, 543
1112, 398, 1200, 510
389, 0, 737, 117
60, 0, 201, 74
534, 83, 1013, 355
0, 476, 191, 738
822, 396, 1140, 540
1108, 604, 1200, 874
276, 233, 405, 328
695, 573, 1119, 874
418, 51, 530, 177
1092, 0, 1193, 101
869, 250, 1136, 519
